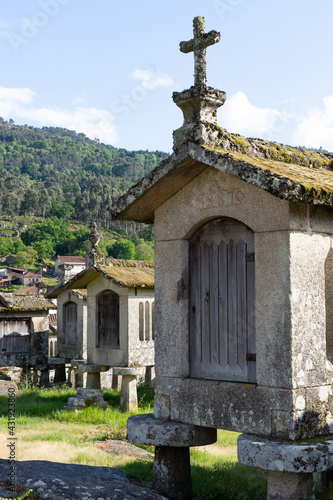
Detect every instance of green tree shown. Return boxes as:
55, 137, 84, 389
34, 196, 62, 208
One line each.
32, 239, 54, 260
135, 243, 154, 261
107, 238, 135, 260
12, 247, 38, 268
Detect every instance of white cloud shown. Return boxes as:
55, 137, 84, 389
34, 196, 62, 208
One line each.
220, 91, 290, 138
0, 86, 36, 104
0, 85, 117, 144
133, 68, 173, 90
72, 94, 87, 106
0, 19, 11, 30
293, 95, 333, 151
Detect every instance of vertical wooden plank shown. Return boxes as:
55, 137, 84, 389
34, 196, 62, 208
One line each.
247, 229, 256, 383
145, 301, 150, 341
209, 242, 219, 365
65, 302, 77, 345
0, 320, 30, 353
139, 302, 144, 341
201, 241, 211, 365
189, 242, 201, 378
98, 290, 119, 347
237, 240, 247, 371
228, 240, 237, 369
152, 302, 155, 341
218, 240, 228, 368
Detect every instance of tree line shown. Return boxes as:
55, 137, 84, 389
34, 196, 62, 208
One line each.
0, 119, 168, 228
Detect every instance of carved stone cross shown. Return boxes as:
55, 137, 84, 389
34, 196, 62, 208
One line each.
180, 16, 220, 87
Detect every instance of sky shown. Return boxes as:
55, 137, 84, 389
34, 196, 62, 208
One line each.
0, 0, 332, 154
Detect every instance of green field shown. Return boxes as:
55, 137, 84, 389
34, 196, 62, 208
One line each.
0, 384, 267, 499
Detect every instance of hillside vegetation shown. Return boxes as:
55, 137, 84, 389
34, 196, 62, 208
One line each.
0, 120, 164, 265
0, 119, 168, 228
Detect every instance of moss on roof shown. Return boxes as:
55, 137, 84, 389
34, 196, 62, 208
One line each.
47, 259, 155, 297
214, 128, 333, 170
205, 148, 333, 203
98, 262, 154, 288
0, 293, 53, 312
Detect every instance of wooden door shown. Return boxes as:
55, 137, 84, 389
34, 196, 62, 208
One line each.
189, 218, 256, 383
0, 320, 30, 353
97, 290, 119, 347
64, 301, 77, 345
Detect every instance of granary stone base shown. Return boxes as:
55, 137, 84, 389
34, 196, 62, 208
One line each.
238, 433, 333, 499
127, 414, 217, 499
65, 388, 107, 410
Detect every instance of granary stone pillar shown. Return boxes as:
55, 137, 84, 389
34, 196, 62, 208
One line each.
127, 414, 217, 500
111, 373, 122, 391
39, 369, 49, 385
113, 367, 141, 412
145, 365, 155, 387
53, 363, 66, 384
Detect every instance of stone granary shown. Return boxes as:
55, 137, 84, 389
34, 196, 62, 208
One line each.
48, 288, 87, 387
47, 243, 155, 411
0, 293, 53, 383
110, 16, 333, 500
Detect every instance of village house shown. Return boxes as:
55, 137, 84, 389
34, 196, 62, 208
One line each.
47, 226, 155, 410
15, 271, 43, 287
110, 16, 333, 500
54, 255, 85, 278
0, 292, 53, 383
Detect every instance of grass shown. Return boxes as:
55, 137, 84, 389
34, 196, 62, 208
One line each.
0, 384, 267, 499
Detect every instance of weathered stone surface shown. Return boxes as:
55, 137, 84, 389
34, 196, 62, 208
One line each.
48, 357, 67, 364
266, 470, 314, 500
66, 387, 108, 409
113, 367, 141, 376
127, 414, 217, 447
154, 446, 191, 500
118, 374, 138, 412
0, 459, 167, 500
0, 379, 19, 395
78, 364, 110, 373
237, 433, 333, 473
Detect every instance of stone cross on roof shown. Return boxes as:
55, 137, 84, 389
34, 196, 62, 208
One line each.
180, 16, 220, 87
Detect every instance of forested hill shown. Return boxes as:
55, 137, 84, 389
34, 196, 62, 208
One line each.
0, 119, 169, 228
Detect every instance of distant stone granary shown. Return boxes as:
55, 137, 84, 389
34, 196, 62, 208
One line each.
0, 293, 52, 372
110, 16, 333, 500
47, 228, 155, 410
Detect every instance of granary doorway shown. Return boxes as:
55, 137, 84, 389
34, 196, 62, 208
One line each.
64, 301, 77, 345
97, 290, 120, 348
189, 217, 256, 383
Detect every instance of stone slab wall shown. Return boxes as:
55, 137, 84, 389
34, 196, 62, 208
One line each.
153, 164, 333, 439
128, 287, 155, 367
87, 276, 129, 367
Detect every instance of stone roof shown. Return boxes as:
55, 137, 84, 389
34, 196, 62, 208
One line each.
0, 293, 54, 312
109, 15, 333, 224
21, 271, 42, 278
47, 259, 154, 298
109, 132, 333, 224
57, 256, 85, 264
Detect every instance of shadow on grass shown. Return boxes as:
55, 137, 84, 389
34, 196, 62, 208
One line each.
118, 458, 267, 500
191, 460, 267, 500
